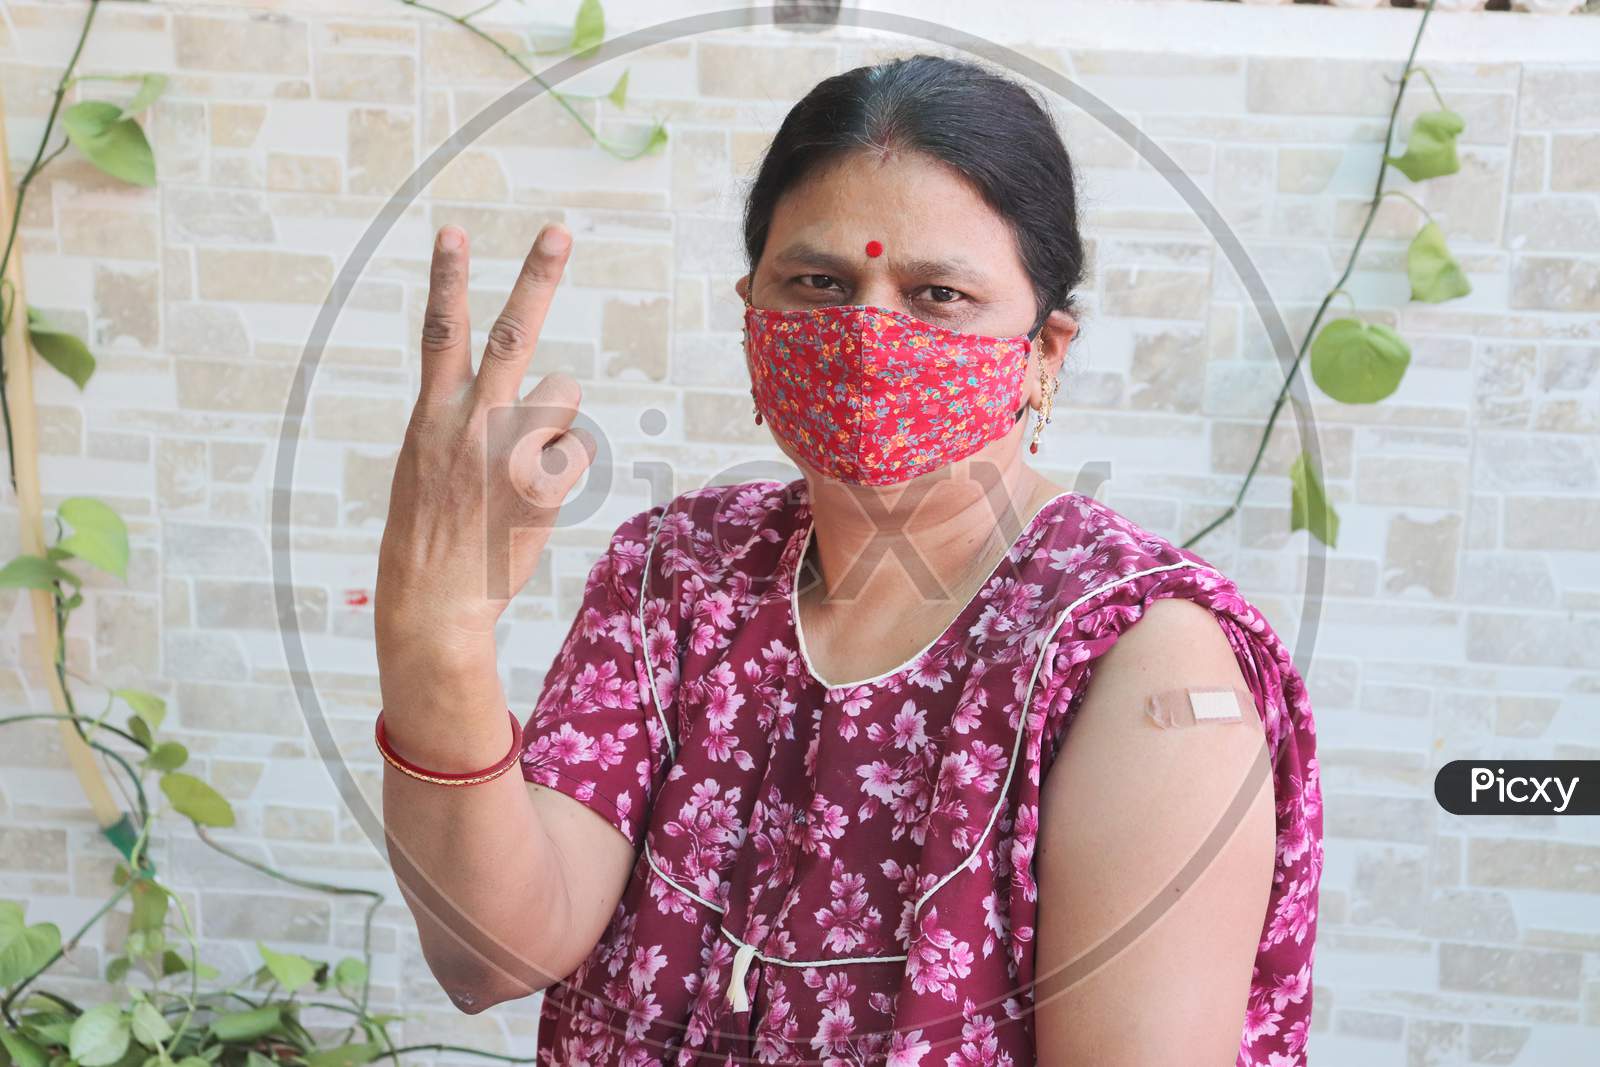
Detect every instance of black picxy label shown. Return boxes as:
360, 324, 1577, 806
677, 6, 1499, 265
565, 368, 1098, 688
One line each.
1434, 760, 1599, 816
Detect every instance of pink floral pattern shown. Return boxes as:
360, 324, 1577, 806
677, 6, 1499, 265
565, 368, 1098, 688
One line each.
520, 478, 1322, 1065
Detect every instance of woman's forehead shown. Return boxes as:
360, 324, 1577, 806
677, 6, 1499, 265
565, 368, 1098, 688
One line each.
765, 153, 1021, 276
769, 238, 991, 288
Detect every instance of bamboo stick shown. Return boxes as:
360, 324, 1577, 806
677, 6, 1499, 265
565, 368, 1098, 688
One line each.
0, 87, 124, 835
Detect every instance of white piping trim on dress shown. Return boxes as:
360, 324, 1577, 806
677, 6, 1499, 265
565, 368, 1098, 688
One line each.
910, 558, 1214, 922
635, 499, 1215, 984
637, 510, 677, 764
633, 487, 910, 1003
791, 490, 1079, 690
643, 839, 910, 976
643, 838, 724, 914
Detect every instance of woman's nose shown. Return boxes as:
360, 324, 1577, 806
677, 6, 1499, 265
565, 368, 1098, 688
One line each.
852, 282, 905, 313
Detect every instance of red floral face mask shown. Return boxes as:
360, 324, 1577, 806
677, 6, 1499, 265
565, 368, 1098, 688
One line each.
743, 288, 1036, 486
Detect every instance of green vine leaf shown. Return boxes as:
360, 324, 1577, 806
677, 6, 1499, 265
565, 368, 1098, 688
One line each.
1309, 317, 1411, 405
0, 1030, 51, 1067
62, 100, 157, 187
570, 0, 604, 57
0, 900, 63, 988
0, 554, 82, 590
129, 1002, 172, 1050
206, 1005, 283, 1044
1386, 108, 1464, 182
159, 772, 236, 828
20, 1003, 75, 1026
607, 69, 628, 109
1289, 452, 1340, 549
158, 948, 216, 980
116, 689, 167, 733
57, 497, 129, 580
257, 942, 316, 993
143, 741, 189, 772
329, 957, 368, 1000
126, 715, 154, 750
304, 1045, 380, 1067
119, 74, 167, 119
1407, 221, 1471, 303
68, 1004, 130, 1067
69, 73, 169, 119
18, 1014, 73, 1047
125, 929, 166, 960
637, 122, 668, 157
26, 307, 96, 389
129, 878, 169, 937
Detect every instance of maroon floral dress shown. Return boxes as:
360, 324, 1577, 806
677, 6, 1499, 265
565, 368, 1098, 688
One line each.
518, 478, 1322, 1066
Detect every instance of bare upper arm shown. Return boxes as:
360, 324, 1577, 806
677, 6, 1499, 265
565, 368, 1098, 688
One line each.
523, 781, 639, 982
1034, 596, 1277, 1066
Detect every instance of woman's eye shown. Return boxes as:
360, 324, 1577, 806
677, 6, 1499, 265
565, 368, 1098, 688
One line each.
920, 285, 965, 305
798, 274, 841, 292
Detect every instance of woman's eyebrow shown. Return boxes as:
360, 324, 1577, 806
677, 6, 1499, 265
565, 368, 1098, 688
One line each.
897, 255, 987, 287
771, 241, 857, 276
772, 241, 987, 286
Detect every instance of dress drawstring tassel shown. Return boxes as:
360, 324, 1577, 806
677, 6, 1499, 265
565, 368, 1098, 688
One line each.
725, 941, 757, 1013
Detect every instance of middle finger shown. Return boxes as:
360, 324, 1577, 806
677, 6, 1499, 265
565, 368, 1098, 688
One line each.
475, 221, 572, 403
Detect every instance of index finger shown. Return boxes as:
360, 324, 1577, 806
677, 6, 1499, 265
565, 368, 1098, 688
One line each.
474, 221, 572, 403
418, 225, 473, 408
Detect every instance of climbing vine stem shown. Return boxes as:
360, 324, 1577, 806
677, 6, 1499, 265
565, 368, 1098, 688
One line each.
1184, 0, 1465, 550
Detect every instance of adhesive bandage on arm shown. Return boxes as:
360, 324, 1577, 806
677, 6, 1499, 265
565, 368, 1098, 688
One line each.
1144, 685, 1259, 730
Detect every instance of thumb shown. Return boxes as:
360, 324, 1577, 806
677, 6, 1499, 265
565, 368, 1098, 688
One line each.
507, 424, 597, 511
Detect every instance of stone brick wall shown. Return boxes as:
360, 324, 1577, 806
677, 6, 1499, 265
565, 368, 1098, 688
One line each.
2, 1, 1597, 1063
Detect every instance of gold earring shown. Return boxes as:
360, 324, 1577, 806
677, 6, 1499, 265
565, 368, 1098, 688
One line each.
1029, 363, 1056, 455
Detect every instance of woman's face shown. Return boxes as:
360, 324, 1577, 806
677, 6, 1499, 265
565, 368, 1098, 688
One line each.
737, 148, 1076, 489
740, 149, 1044, 340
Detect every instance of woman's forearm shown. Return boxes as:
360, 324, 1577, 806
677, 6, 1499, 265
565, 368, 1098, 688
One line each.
377, 645, 572, 1009
369, 219, 614, 1011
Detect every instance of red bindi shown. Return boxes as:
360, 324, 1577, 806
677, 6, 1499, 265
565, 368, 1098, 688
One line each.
864, 240, 883, 258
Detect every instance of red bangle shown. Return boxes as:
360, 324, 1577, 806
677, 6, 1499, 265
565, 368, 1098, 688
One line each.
375, 708, 523, 787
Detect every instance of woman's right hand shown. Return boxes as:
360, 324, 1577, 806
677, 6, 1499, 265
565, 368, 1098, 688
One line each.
375, 221, 595, 667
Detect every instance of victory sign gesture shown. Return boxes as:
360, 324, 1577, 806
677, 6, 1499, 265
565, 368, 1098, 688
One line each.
375, 222, 595, 667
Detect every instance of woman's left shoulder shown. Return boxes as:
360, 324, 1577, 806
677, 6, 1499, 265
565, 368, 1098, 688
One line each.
1023, 490, 1246, 611
1024, 491, 1315, 751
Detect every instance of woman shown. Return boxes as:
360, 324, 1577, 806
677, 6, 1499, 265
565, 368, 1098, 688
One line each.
376, 54, 1321, 1066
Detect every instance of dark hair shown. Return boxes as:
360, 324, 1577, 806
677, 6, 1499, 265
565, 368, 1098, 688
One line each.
741, 52, 1085, 339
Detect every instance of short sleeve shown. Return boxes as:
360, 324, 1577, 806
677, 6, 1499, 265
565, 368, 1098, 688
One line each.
1035, 562, 1304, 768
518, 506, 668, 849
